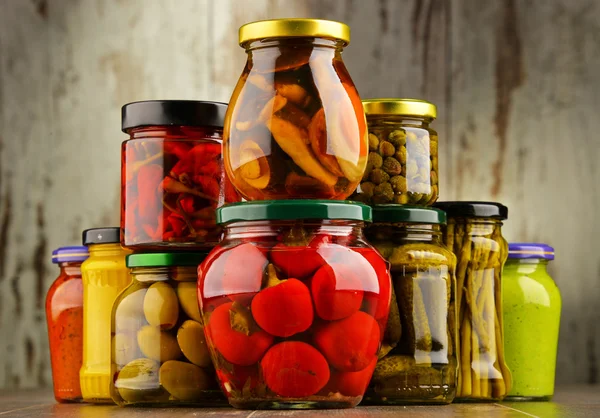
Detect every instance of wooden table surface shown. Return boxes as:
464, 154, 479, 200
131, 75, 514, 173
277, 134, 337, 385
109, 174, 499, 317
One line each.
1, 386, 598, 417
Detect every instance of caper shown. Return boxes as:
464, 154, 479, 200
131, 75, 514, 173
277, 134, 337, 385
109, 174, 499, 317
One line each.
115, 358, 167, 403
115, 288, 147, 333
137, 325, 182, 362
113, 332, 142, 367
159, 360, 212, 401
176, 282, 202, 323
368, 133, 380, 151
177, 320, 211, 367
143, 282, 179, 330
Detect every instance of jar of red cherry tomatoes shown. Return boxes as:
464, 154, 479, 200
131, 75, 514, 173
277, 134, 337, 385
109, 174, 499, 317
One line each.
121, 100, 240, 250
197, 200, 391, 409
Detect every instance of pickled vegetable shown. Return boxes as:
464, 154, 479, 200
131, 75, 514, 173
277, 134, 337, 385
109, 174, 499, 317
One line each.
199, 220, 389, 408
224, 39, 367, 200
364, 220, 457, 405
111, 262, 225, 406
122, 131, 240, 248
442, 219, 511, 400
350, 111, 439, 206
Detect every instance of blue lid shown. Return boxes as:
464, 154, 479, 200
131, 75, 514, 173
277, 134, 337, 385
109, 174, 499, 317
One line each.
52, 246, 89, 264
508, 243, 554, 260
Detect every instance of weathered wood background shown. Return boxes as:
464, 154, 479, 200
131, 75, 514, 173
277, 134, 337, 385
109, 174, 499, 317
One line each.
0, 0, 598, 389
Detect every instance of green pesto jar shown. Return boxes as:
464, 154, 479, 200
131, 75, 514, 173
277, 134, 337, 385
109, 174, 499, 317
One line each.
502, 244, 561, 401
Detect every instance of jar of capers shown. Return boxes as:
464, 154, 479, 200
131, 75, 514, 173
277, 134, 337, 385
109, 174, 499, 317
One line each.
363, 206, 457, 405
350, 99, 438, 206
110, 253, 225, 406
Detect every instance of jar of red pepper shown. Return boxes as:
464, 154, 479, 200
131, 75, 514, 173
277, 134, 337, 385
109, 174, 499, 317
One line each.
121, 100, 240, 250
46, 246, 88, 403
198, 200, 391, 409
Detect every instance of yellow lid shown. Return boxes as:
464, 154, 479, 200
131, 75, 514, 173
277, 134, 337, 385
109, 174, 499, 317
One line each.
239, 19, 350, 46
362, 98, 437, 119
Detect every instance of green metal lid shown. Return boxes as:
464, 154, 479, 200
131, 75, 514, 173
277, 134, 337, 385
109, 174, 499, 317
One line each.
217, 200, 372, 224
372, 205, 446, 224
126, 252, 208, 268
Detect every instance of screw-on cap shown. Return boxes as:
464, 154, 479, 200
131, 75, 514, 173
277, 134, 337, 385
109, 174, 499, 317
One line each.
126, 252, 208, 268
82, 227, 121, 246
508, 243, 555, 260
52, 246, 89, 264
372, 205, 446, 224
434, 201, 508, 220
121, 100, 227, 132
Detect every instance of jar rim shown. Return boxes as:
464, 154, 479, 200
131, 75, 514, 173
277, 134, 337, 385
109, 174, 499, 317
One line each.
126, 252, 208, 268
217, 200, 371, 224
239, 19, 350, 46
121, 100, 227, 132
372, 205, 446, 224
434, 201, 508, 220
362, 98, 437, 119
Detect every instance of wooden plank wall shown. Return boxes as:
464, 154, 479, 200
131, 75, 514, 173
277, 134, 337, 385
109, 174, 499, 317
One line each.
0, 0, 598, 388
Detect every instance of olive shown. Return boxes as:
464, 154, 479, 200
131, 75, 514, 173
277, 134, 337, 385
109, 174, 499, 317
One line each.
176, 282, 202, 323
143, 282, 179, 330
137, 325, 182, 362
115, 358, 167, 403
115, 288, 147, 333
112, 332, 142, 367
177, 320, 211, 367
159, 360, 212, 401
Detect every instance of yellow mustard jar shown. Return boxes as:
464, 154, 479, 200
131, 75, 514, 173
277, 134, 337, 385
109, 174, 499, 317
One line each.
80, 227, 131, 403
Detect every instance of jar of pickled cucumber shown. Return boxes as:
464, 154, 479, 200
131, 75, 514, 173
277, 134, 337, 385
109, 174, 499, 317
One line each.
121, 100, 240, 250
350, 99, 438, 205
224, 19, 368, 200
363, 206, 457, 405
434, 201, 511, 401
198, 200, 390, 409
110, 253, 225, 406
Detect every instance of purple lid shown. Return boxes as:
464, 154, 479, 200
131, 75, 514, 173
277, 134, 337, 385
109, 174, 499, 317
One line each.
52, 246, 89, 264
508, 243, 554, 260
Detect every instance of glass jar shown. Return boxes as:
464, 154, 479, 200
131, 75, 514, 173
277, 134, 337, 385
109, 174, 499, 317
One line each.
46, 246, 88, 403
434, 202, 511, 401
80, 228, 132, 403
224, 19, 367, 200
111, 253, 225, 406
363, 206, 457, 404
503, 244, 561, 401
121, 100, 240, 250
198, 201, 390, 409
350, 99, 438, 205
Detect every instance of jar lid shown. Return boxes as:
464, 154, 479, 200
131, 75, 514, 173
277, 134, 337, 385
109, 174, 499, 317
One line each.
121, 100, 227, 132
126, 252, 208, 268
372, 205, 446, 224
434, 201, 508, 220
509, 243, 555, 260
239, 19, 350, 46
362, 98, 437, 119
82, 227, 121, 246
217, 200, 371, 224
52, 246, 89, 264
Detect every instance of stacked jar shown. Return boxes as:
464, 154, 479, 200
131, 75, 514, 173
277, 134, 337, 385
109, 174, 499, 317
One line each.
111, 100, 239, 406
198, 19, 391, 409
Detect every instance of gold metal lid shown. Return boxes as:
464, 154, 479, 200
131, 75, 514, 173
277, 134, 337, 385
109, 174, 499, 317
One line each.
362, 98, 437, 119
239, 19, 350, 46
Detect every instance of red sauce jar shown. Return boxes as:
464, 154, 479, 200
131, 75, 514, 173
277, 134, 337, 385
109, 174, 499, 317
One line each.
121, 100, 240, 250
46, 246, 88, 403
197, 200, 391, 409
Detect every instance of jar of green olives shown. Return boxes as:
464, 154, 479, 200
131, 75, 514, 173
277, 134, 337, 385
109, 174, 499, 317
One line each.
110, 253, 224, 406
350, 99, 438, 206
363, 206, 457, 405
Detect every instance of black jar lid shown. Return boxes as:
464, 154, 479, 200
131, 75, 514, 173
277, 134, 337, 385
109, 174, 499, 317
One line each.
82, 227, 121, 246
121, 100, 227, 132
372, 205, 446, 224
217, 200, 372, 224
126, 252, 208, 268
433, 201, 508, 220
